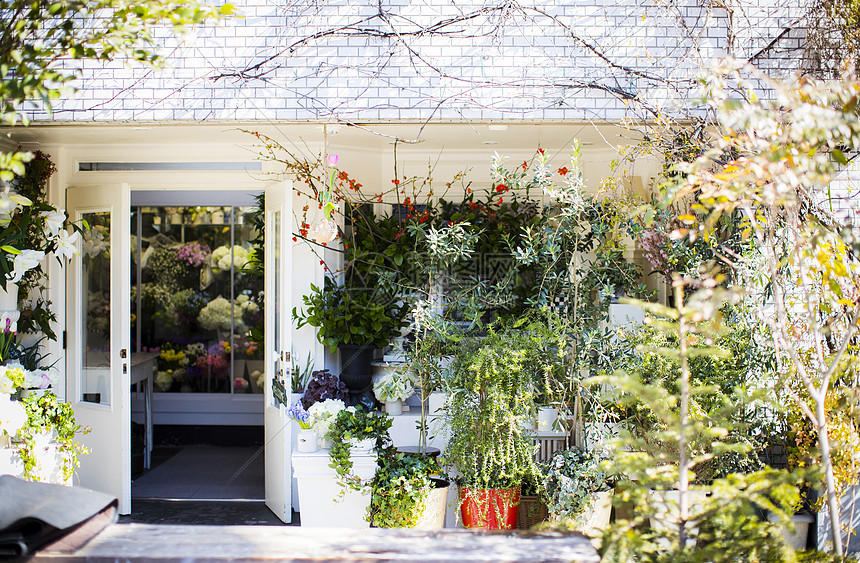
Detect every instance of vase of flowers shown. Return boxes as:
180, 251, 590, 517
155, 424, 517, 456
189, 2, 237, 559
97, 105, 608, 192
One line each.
288, 400, 318, 453
307, 398, 346, 449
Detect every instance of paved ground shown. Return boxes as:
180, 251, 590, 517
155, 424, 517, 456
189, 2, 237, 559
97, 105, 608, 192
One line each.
132, 446, 264, 500
119, 500, 298, 526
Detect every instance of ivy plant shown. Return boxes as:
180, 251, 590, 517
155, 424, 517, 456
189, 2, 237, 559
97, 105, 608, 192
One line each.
325, 407, 392, 491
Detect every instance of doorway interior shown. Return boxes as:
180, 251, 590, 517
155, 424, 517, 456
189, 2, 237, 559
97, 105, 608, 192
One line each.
128, 190, 266, 502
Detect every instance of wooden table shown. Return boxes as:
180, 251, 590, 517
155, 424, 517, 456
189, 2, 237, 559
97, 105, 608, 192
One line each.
33, 524, 600, 562
130, 352, 159, 470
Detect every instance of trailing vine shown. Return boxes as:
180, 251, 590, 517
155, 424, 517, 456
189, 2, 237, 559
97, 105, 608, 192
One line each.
17, 391, 89, 482
325, 407, 392, 491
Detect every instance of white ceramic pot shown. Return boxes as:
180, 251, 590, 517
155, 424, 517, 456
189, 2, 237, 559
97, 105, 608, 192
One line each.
413, 478, 449, 530
349, 438, 375, 455
384, 400, 403, 415
319, 437, 333, 450
577, 490, 613, 537
296, 429, 318, 453
537, 406, 558, 431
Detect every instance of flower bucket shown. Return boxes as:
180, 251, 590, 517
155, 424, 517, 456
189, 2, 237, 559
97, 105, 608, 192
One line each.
460, 487, 520, 530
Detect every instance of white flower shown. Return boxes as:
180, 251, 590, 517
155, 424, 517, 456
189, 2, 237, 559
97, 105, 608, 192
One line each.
211, 245, 250, 271
55, 229, 80, 260
0, 374, 13, 395
7, 249, 45, 283
0, 395, 26, 437
198, 296, 243, 332
0, 191, 30, 228
308, 399, 346, 439
41, 209, 66, 237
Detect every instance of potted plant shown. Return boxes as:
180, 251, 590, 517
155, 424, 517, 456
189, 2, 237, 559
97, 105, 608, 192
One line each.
300, 369, 347, 409
369, 448, 450, 529
445, 324, 542, 530
295, 277, 407, 392
5, 390, 89, 484
292, 406, 386, 529
287, 400, 317, 453
543, 448, 614, 536
372, 365, 415, 415
325, 407, 392, 488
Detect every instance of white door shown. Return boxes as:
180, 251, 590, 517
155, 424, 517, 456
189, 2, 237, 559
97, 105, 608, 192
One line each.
264, 181, 293, 522
66, 184, 131, 513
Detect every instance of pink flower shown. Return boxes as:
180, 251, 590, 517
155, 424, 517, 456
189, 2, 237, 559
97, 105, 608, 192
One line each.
328, 154, 339, 166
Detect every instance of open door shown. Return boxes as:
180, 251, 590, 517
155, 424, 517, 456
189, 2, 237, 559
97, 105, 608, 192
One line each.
66, 184, 131, 513
264, 181, 292, 522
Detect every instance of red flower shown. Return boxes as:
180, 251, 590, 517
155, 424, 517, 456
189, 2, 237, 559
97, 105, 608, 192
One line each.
466, 188, 471, 194
338, 171, 348, 180
319, 260, 324, 265
558, 167, 569, 176
537, 147, 545, 155
521, 160, 528, 170
391, 179, 400, 185
292, 237, 297, 242
495, 183, 508, 193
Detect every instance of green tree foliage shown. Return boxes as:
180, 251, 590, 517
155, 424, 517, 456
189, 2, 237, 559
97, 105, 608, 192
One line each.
0, 0, 234, 179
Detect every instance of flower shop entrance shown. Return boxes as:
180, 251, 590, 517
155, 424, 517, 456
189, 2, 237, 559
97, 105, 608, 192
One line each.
66, 181, 294, 522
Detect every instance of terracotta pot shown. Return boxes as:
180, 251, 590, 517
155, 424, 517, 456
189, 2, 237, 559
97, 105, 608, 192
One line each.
460, 486, 520, 530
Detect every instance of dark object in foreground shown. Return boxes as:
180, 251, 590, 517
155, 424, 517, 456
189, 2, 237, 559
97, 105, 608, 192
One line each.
31, 524, 599, 562
0, 475, 117, 560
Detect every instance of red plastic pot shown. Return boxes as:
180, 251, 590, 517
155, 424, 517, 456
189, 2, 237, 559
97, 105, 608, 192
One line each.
459, 487, 521, 530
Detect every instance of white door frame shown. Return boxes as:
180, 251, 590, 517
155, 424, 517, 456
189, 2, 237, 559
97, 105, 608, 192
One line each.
65, 179, 293, 518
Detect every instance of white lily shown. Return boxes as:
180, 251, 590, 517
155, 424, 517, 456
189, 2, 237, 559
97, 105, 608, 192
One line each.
0, 191, 30, 227
56, 229, 80, 260
7, 249, 45, 283
41, 209, 66, 237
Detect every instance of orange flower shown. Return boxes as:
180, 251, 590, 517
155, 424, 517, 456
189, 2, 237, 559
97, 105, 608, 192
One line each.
558, 167, 569, 176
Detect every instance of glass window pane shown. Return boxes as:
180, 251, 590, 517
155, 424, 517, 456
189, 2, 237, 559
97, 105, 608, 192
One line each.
81, 212, 111, 405
233, 206, 264, 394
133, 205, 264, 396
271, 209, 281, 406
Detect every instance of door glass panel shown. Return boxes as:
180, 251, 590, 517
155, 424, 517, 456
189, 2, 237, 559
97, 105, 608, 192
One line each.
81, 211, 112, 405
233, 206, 264, 394
271, 209, 281, 406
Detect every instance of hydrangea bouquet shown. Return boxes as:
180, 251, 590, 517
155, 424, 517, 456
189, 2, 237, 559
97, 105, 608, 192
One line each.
307, 398, 346, 440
